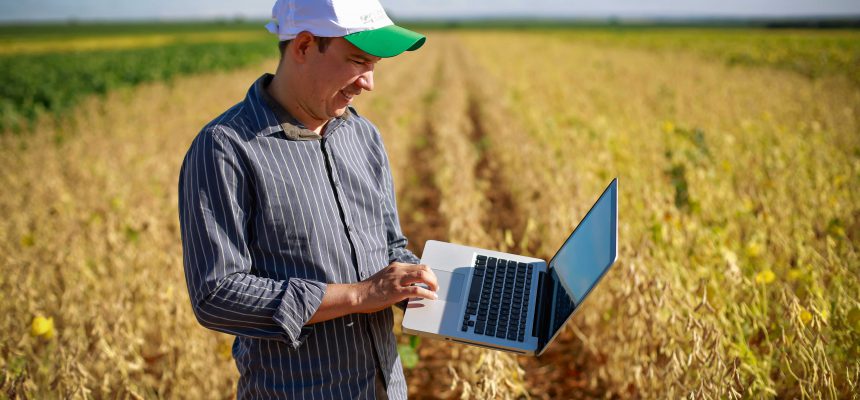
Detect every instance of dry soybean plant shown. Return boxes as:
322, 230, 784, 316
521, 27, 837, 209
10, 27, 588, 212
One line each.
461, 31, 859, 398
2, 29, 858, 400
0, 64, 286, 397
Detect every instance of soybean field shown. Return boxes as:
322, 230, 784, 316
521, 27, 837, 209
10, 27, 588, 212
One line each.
1, 23, 858, 399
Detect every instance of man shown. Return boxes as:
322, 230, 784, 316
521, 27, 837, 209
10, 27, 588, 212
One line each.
178, 0, 438, 398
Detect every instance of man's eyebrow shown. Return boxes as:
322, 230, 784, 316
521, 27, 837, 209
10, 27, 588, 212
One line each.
351, 53, 377, 62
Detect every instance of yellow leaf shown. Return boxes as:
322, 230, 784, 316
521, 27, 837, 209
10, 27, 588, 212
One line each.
787, 268, 803, 281
31, 315, 55, 339
755, 270, 775, 284
745, 242, 762, 258
662, 121, 675, 134
799, 308, 812, 325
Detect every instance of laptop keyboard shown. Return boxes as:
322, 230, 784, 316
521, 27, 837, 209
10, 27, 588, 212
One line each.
462, 255, 534, 342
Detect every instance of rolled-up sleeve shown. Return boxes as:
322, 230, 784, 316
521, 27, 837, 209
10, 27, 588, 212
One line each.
178, 127, 326, 348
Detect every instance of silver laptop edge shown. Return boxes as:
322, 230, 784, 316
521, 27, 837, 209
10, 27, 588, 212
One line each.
402, 178, 619, 356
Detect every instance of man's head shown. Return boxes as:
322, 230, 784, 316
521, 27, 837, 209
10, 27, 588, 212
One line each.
266, 0, 425, 58
278, 33, 381, 126
265, 0, 425, 130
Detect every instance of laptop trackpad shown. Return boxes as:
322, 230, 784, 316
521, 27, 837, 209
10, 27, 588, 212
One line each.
434, 270, 465, 303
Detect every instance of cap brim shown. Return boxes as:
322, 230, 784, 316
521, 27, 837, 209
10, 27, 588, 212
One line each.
343, 25, 425, 58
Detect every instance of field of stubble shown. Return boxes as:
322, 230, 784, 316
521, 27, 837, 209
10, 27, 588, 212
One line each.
1, 29, 858, 399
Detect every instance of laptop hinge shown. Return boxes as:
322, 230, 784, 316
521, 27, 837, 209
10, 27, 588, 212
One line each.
531, 271, 545, 337
532, 270, 554, 351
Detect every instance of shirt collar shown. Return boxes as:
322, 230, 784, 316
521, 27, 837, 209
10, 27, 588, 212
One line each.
247, 73, 352, 140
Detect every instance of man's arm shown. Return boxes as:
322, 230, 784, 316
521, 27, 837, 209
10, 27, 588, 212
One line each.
179, 128, 330, 348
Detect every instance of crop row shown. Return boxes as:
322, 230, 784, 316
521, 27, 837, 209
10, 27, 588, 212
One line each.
1, 28, 857, 398
543, 28, 860, 85
0, 38, 277, 133
463, 31, 859, 398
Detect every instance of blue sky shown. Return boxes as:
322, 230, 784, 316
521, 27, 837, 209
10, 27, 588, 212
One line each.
1, 0, 858, 22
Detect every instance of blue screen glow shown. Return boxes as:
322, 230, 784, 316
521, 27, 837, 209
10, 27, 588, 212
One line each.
549, 180, 617, 304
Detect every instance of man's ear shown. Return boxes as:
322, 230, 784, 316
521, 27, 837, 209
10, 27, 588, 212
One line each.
290, 31, 315, 63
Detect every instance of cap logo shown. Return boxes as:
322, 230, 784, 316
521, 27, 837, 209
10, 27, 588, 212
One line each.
359, 9, 386, 25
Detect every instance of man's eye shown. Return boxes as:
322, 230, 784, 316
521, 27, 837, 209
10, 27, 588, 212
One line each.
351, 59, 364, 65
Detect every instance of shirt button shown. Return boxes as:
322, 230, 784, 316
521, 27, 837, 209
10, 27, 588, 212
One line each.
346, 225, 353, 233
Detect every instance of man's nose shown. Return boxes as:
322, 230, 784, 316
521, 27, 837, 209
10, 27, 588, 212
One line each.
355, 71, 374, 92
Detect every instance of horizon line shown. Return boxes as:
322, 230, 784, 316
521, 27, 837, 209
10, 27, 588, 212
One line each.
1, 13, 860, 25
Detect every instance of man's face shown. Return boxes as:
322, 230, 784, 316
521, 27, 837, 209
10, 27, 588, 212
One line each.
299, 37, 380, 124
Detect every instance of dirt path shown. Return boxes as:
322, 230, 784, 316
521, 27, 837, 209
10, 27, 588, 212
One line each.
391, 34, 562, 399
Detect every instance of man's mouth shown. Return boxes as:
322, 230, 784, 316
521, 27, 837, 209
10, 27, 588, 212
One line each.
339, 90, 355, 102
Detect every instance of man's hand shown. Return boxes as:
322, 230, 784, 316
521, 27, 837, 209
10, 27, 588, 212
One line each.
307, 262, 438, 324
353, 262, 438, 314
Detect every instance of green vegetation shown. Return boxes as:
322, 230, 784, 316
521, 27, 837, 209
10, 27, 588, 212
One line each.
0, 20, 267, 41
0, 22, 275, 133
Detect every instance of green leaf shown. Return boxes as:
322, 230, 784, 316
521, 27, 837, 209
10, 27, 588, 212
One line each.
397, 344, 419, 369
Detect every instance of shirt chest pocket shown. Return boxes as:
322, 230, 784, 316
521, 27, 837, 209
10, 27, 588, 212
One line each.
338, 173, 386, 230
255, 174, 317, 249
340, 178, 388, 254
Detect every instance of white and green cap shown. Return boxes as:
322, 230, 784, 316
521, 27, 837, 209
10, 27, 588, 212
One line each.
265, 0, 425, 58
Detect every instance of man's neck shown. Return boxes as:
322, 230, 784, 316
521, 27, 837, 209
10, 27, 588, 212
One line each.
267, 72, 327, 134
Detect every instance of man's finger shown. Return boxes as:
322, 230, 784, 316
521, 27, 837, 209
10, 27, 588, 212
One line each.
396, 263, 430, 273
400, 269, 438, 292
401, 284, 438, 301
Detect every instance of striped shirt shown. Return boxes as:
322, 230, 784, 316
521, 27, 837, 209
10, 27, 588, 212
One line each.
178, 73, 418, 399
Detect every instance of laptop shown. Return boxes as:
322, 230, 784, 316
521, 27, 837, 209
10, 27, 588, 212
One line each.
402, 178, 618, 356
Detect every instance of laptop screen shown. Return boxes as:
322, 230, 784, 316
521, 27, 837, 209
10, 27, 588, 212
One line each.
545, 179, 618, 342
